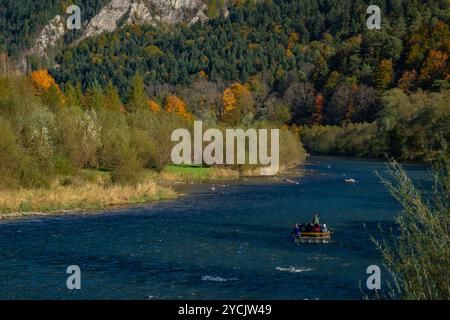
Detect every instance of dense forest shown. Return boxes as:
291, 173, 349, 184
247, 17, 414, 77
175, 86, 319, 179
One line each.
0, 0, 449, 180
51, 0, 449, 94
49, 0, 449, 161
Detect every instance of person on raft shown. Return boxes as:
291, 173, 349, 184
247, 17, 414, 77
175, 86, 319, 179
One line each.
292, 224, 302, 237
293, 214, 329, 237
313, 213, 320, 225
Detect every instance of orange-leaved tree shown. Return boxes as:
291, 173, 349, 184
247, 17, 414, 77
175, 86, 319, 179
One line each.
165, 95, 192, 121
311, 94, 324, 125
419, 50, 448, 85
148, 99, 161, 112
30, 69, 59, 94
30, 69, 64, 108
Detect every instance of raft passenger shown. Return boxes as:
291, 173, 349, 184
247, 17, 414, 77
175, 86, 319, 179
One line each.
293, 224, 301, 237
313, 213, 320, 225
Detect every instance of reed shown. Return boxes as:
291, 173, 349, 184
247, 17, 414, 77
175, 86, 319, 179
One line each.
0, 180, 176, 217
161, 165, 239, 183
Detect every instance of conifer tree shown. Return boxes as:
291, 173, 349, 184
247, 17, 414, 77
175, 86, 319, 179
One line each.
105, 80, 123, 112
126, 72, 147, 112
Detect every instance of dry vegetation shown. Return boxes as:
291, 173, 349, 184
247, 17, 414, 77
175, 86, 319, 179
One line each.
0, 175, 176, 218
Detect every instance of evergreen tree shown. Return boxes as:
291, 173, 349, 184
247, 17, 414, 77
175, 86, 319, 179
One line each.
87, 83, 107, 110
126, 72, 147, 113
105, 80, 123, 112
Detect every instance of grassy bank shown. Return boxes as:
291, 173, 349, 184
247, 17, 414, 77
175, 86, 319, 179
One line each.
160, 165, 240, 183
0, 179, 176, 219
0, 161, 305, 219
0, 165, 241, 219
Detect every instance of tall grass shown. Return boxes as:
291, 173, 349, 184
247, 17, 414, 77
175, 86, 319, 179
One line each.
0, 179, 176, 217
374, 154, 450, 299
161, 165, 239, 182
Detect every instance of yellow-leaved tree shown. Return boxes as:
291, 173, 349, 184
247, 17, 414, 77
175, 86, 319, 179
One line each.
221, 83, 255, 125
375, 59, 394, 90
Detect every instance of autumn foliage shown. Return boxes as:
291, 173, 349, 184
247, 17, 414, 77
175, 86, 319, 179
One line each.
165, 95, 192, 121
312, 94, 324, 125
222, 86, 238, 113
30, 69, 60, 95
148, 99, 161, 112
376, 60, 394, 90
221, 83, 254, 125
30, 69, 64, 108
419, 50, 448, 84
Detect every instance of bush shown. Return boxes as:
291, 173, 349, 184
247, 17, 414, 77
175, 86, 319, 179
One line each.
0, 115, 54, 189
301, 123, 380, 157
97, 113, 144, 184
56, 107, 101, 168
129, 129, 158, 168
379, 89, 450, 161
127, 110, 187, 170
52, 154, 77, 176
374, 154, 450, 299
99, 126, 134, 169
0, 117, 22, 189
300, 125, 341, 155
278, 125, 306, 168
111, 157, 143, 185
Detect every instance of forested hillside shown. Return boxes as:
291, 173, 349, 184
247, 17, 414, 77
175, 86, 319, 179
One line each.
53, 0, 449, 95
1, 0, 449, 164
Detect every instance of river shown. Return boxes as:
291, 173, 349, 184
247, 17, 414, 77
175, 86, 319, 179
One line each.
0, 156, 430, 299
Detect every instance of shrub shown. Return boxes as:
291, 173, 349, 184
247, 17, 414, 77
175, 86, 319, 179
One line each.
279, 125, 306, 168
52, 154, 77, 176
56, 107, 101, 168
301, 123, 380, 157
0, 117, 22, 189
127, 110, 187, 170
111, 156, 143, 185
97, 113, 145, 184
374, 154, 450, 299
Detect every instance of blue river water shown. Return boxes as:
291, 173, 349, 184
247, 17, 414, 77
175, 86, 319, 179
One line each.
0, 156, 430, 299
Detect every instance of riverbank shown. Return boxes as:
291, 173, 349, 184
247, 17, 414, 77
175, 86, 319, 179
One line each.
0, 165, 242, 220
0, 163, 306, 220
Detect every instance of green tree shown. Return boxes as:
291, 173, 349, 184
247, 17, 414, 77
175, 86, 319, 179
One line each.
126, 72, 147, 113
64, 82, 83, 108
86, 83, 107, 110
104, 80, 123, 112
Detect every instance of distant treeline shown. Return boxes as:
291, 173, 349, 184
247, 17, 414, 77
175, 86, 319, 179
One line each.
301, 89, 450, 161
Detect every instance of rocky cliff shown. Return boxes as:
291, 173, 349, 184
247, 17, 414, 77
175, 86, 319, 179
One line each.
31, 0, 217, 57
80, 0, 209, 41
30, 15, 66, 58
